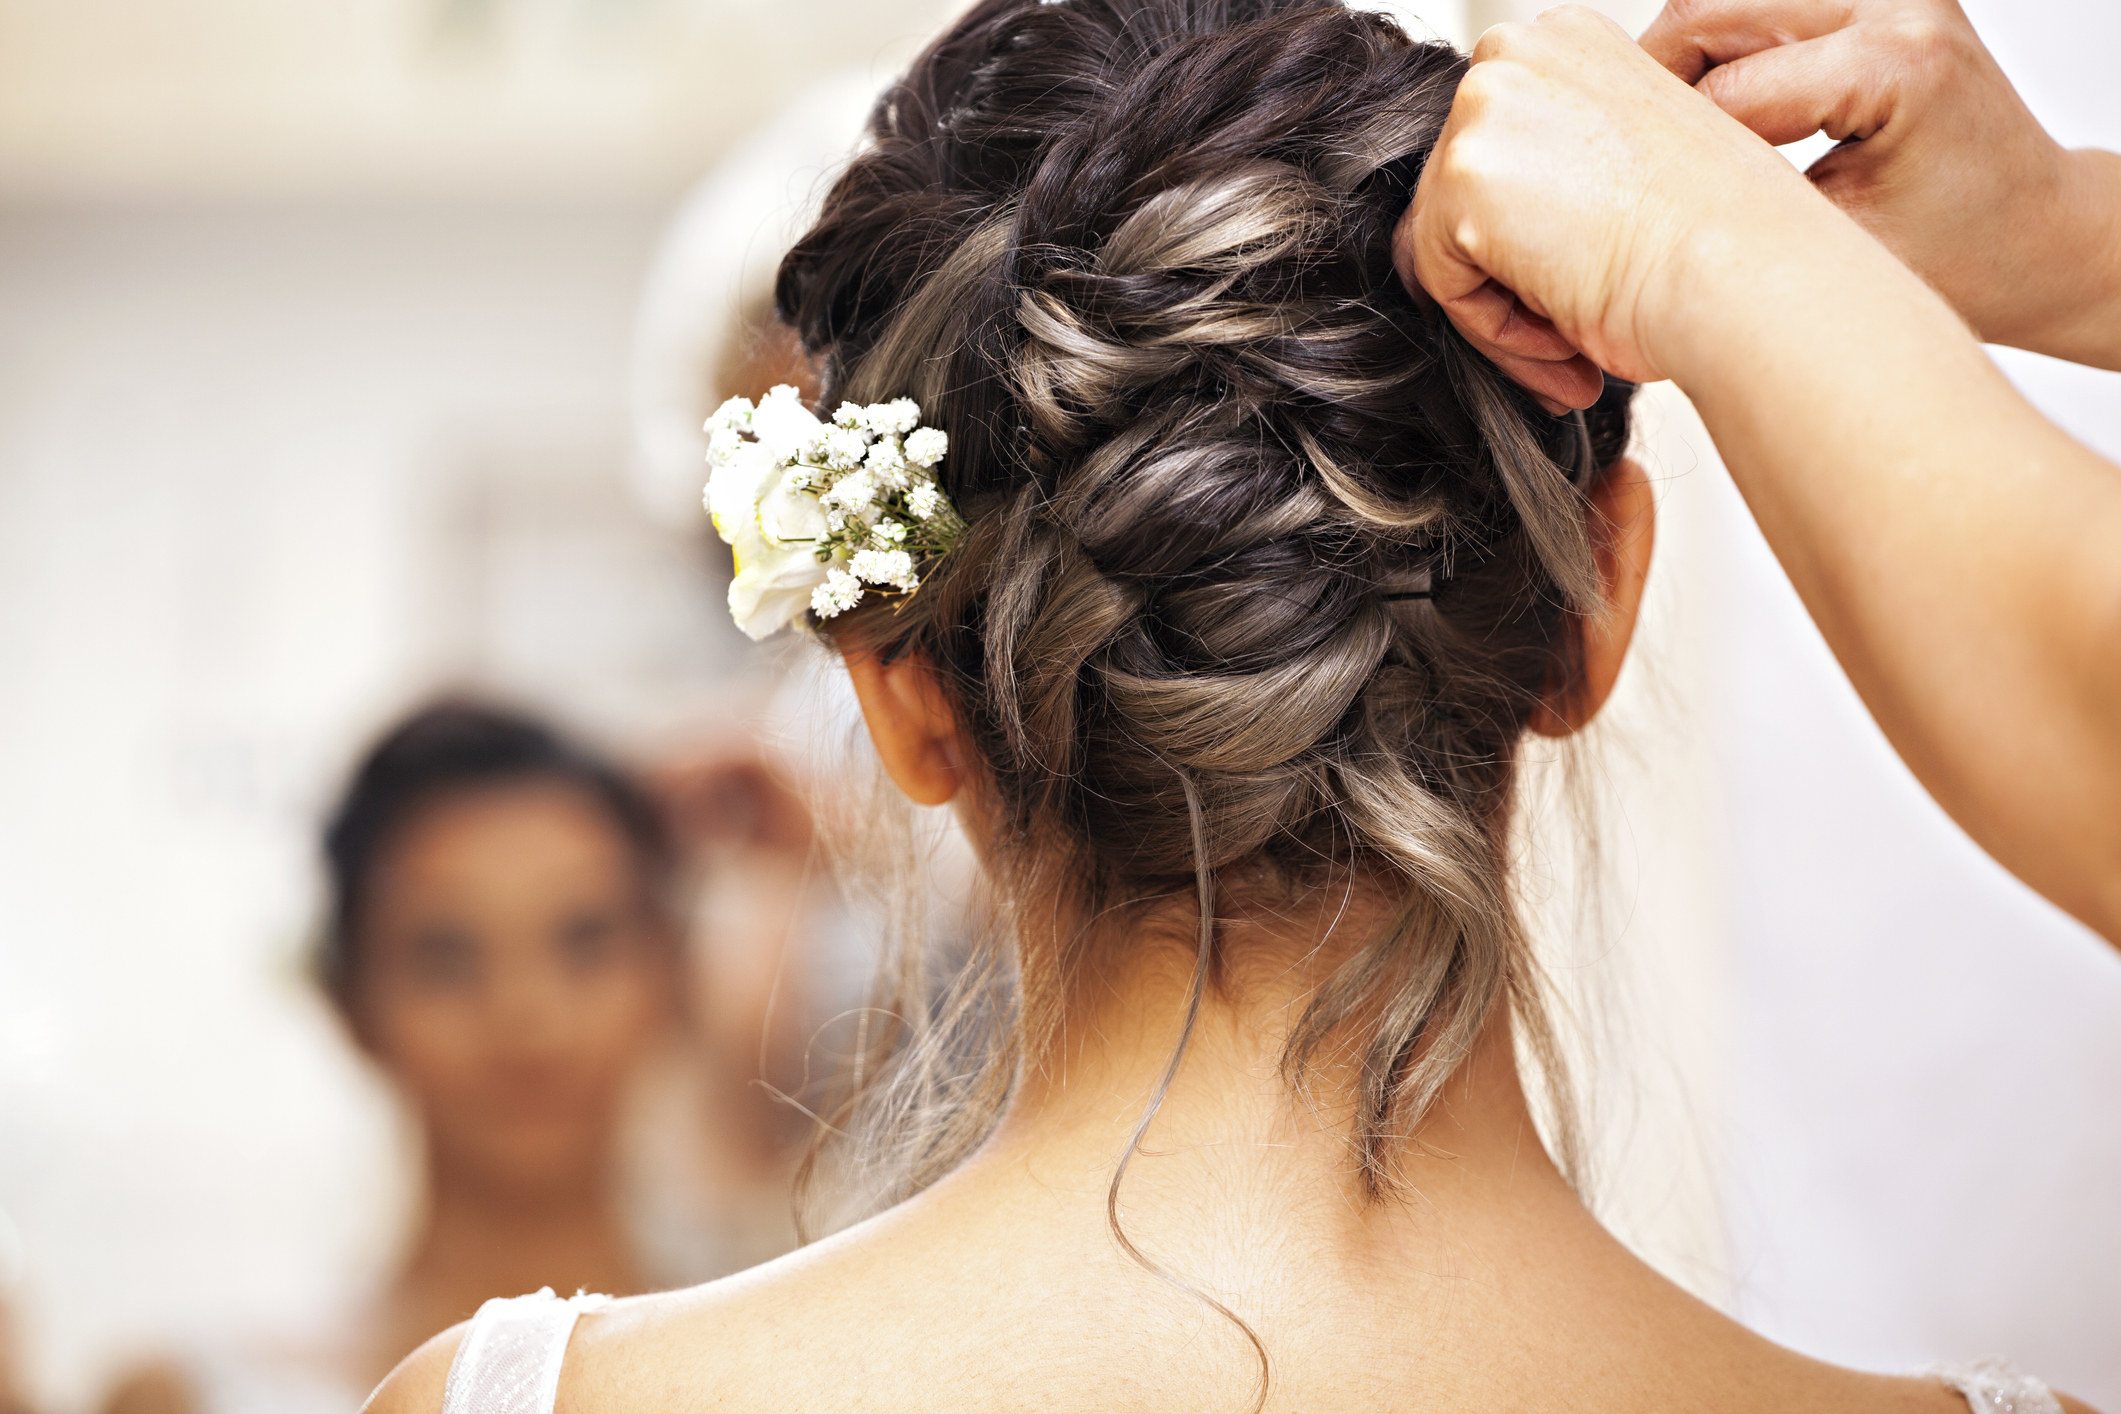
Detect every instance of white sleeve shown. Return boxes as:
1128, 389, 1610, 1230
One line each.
441, 1288, 611, 1414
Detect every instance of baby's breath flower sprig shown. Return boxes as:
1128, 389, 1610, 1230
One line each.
702, 385, 967, 641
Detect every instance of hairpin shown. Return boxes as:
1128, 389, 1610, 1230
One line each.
1380, 568, 1437, 602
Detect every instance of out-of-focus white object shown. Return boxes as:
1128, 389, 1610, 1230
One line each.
0, 0, 934, 203
0, 1208, 22, 1291
1459, 0, 1659, 32
628, 72, 879, 525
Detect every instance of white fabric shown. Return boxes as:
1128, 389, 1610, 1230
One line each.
1932, 1358, 2066, 1414
440, 1288, 609, 1414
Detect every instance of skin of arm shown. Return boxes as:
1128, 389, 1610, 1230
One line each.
360, 1328, 460, 1414
1397, 7, 2121, 945
1639, 0, 2121, 373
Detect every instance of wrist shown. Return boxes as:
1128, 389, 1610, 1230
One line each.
1636, 181, 1866, 392
2020, 148, 2121, 370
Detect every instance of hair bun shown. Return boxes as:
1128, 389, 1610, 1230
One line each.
778, 0, 1633, 1196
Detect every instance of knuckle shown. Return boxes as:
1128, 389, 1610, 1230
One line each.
1535, 3, 1612, 36
1874, 15, 1953, 67
1469, 20, 1529, 62
1441, 140, 1491, 192
1452, 63, 1522, 126
1456, 60, 1505, 104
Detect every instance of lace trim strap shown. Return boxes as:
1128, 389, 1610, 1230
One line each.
441, 1288, 611, 1414
1930, 1358, 2064, 1414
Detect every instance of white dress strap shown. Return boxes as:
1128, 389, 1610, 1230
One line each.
1930, 1357, 2064, 1414
441, 1288, 611, 1414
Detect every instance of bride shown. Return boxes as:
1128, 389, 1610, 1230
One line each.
371, 2, 2089, 1410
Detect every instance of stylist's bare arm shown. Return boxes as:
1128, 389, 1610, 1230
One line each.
1397, 6, 2121, 947
1642, 0, 2121, 372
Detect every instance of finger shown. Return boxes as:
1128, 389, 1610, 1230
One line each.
1435, 289, 1603, 412
1511, 353, 1605, 415
1466, 285, 1587, 366
1639, 0, 1854, 84
1433, 279, 1519, 349
1396, 169, 1602, 412
1495, 290, 1580, 358
1393, 186, 1487, 309
1430, 275, 1589, 380
1695, 27, 1896, 145
1480, 341, 1606, 414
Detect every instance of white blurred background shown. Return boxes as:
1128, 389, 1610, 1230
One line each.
0, 0, 2115, 1409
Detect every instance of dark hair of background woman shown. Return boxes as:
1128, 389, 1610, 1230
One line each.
318, 700, 674, 1003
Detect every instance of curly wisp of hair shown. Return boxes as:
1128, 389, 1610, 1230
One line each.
777, 0, 1636, 1230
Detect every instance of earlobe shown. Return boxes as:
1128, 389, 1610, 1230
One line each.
1530, 456, 1656, 738
843, 650, 965, 807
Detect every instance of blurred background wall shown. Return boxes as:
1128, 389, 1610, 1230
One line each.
0, 3, 958, 1404
0, 0, 2116, 1409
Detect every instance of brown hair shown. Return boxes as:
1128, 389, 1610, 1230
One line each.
779, 0, 1633, 1233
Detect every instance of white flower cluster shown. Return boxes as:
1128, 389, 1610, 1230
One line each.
702, 385, 966, 640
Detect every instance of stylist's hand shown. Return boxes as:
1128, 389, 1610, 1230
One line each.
1641, 0, 2121, 370
1396, 6, 1827, 410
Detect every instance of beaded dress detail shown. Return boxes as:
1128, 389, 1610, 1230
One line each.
1930, 1358, 2065, 1414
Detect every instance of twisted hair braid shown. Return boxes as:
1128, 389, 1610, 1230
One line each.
779, 0, 1634, 1225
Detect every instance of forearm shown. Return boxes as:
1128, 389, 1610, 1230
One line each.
1660, 203, 2121, 942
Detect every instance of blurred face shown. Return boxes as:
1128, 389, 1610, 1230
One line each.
349, 780, 672, 1201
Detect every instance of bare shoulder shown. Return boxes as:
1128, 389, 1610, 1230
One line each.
99, 1361, 200, 1414
554, 1245, 878, 1414
360, 1206, 948, 1414
552, 1200, 1004, 1414
2058, 1393, 2106, 1414
360, 1323, 466, 1414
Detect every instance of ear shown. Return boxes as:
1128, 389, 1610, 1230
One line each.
1531, 456, 1656, 738
843, 650, 965, 807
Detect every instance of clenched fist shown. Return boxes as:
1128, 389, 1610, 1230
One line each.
1394, 6, 1835, 409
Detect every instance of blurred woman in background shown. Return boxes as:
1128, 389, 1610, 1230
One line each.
103, 703, 689, 1414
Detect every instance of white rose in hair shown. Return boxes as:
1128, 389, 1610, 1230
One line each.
704, 439, 772, 539
757, 466, 830, 545
713, 453, 834, 642
723, 511, 824, 641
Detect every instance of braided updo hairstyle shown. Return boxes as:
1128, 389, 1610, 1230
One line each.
779, 0, 1635, 1218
